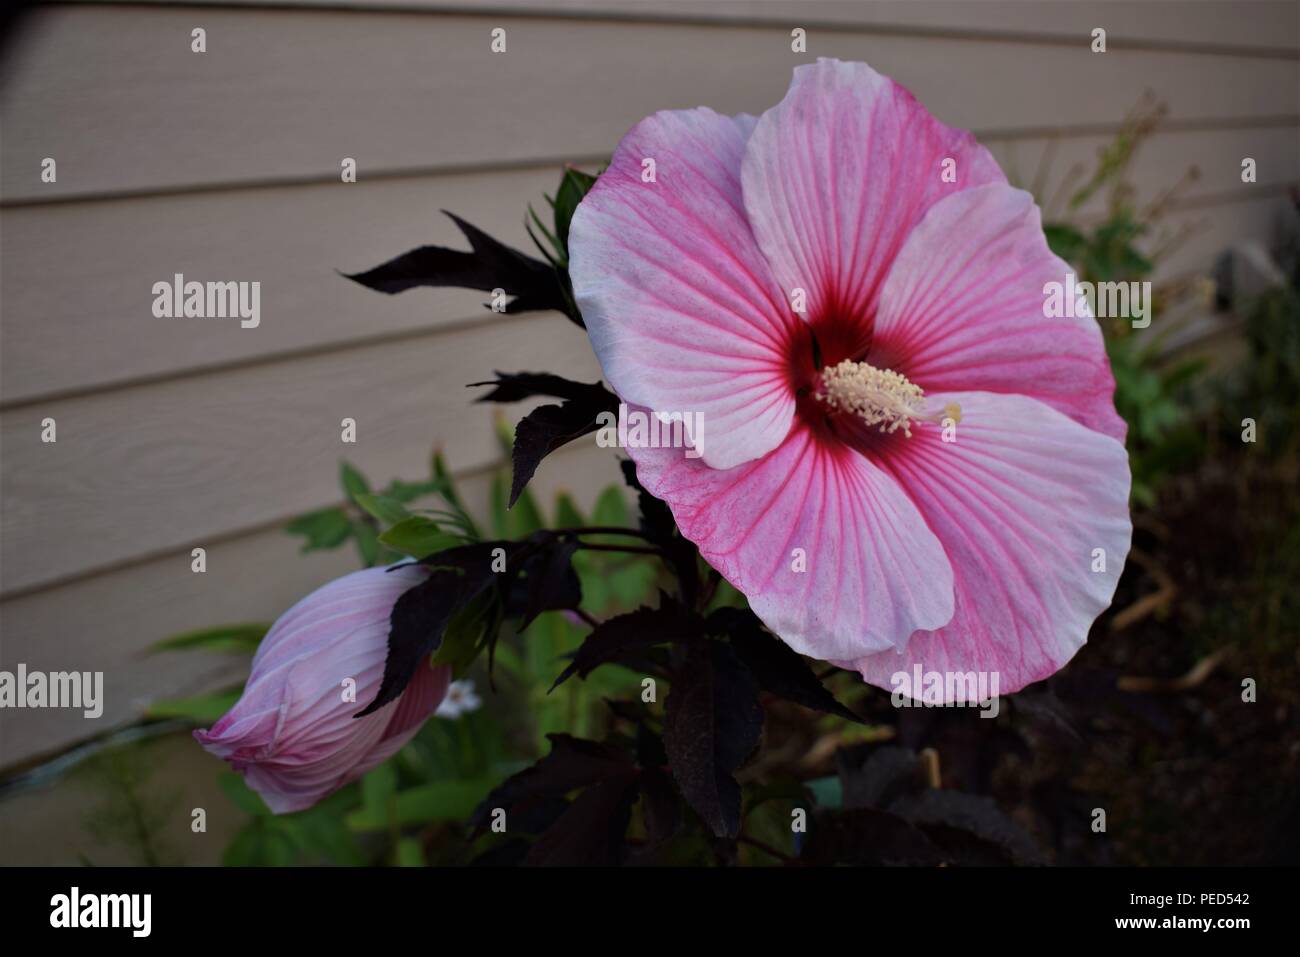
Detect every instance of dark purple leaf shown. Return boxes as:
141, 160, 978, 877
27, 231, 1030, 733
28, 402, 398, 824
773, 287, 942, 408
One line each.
355, 554, 498, 717
343, 211, 578, 321
836, 744, 924, 810
510, 536, 582, 630
469, 734, 633, 830
802, 807, 944, 866
663, 641, 764, 839
890, 789, 1045, 866
524, 776, 639, 866
710, 607, 863, 724
470, 373, 619, 508
551, 596, 703, 690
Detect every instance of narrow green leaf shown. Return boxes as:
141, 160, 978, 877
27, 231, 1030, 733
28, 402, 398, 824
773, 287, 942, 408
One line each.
151, 623, 268, 655
340, 461, 371, 501
146, 689, 241, 724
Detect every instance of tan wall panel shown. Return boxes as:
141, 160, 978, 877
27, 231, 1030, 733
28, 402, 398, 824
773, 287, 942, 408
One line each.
71, 1, 1300, 53
3, 6, 1296, 201
0, 165, 570, 404
0, 313, 602, 595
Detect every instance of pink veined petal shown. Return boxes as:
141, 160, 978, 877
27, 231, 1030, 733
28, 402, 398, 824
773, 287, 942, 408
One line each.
870, 184, 1127, 442
741, 58, 1005, 359
846, 391, 1132, 698
568, 107, 802, 469
627, 416, 955, 661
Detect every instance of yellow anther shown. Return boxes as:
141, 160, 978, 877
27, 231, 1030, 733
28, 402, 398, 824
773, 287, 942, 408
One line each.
816, 360, 961, 437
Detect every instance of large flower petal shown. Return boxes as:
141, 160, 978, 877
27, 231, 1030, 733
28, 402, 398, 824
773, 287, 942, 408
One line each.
569, 108, 802, 469
869, 184, 1126, 441
628, 420, 955, 661
846, 392, 1132, 697
741, 58, 1005, 360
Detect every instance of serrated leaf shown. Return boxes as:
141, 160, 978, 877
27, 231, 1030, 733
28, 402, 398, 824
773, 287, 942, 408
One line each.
710, 607, 863, 723
356, 548, 500, 716
662, 641, 764, 838
343, 211, 579, 322
470, 372, 620, 506
551, 598, 701, 690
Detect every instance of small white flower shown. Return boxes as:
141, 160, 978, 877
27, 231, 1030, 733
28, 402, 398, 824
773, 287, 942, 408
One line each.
436, 679, 482, 719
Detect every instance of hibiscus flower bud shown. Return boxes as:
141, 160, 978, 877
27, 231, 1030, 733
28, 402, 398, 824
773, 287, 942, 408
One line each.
195, 564, 450, 813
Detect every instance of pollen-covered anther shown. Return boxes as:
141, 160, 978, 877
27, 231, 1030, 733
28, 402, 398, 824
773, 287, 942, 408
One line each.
816, 359, 929, 437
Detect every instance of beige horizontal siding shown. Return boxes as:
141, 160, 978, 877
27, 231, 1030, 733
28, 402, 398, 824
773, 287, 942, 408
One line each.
0, 313, 603, 596
1, 0, 1296, 770
73, 0, 1300, 54
3, 6, 1297, 202
3, 126, 1295, 406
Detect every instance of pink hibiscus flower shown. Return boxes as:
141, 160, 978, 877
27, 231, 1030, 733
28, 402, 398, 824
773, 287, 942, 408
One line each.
568, 58, 1132, 698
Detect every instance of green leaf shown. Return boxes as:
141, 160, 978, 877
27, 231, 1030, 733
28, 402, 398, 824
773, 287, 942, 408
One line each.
508, 486, 545, 538
384, 478, 439, 503
553, 167, 599, 253
352, 521, 382, 567
591, 485, 629, 527
285, 507, 352, 551
224, 822, 296, 867
146, 689, 241, 724
378, 516, 461, 559
394, 837, 426, 867
608, 558, 658, 608
339, 461, 370, 502
345, 779, 497, 830
489, 472, 510, 539
431, 451, 481, 540
219, 772, 271, 817
553, 492, 585, 528
527, 203, 564, 266
432, 592, 495, 675
361, 763, 398, 819
280, 810, 365, 866
150, 623, 268, 655
1043, 223, 1086, 264
354, 493, 411, 526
